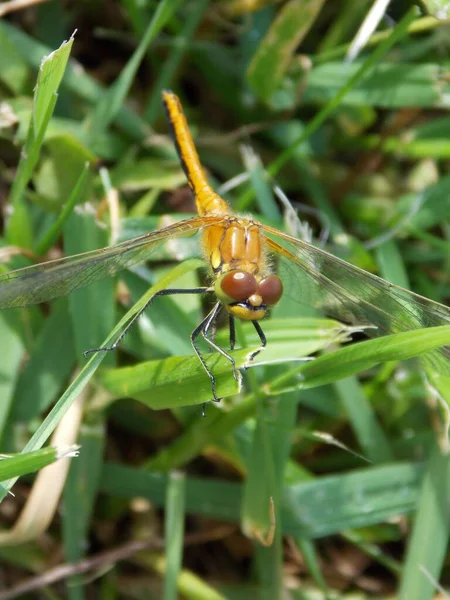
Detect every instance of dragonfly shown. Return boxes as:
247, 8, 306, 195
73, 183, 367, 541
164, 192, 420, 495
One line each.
0, 90, 449, 401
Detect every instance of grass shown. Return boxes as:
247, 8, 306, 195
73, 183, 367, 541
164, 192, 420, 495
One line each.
0, 1, 450, 598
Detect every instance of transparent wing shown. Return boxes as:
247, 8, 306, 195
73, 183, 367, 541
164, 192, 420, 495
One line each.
263, 224, 450, 375
0, 216, 223, 309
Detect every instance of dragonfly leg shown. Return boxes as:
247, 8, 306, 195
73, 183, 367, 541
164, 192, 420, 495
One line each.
202, 307, 239, 383
229, 315, 236, 351
84, 287, 209, 358
209, 315, 218, 344
191, 303, 223, 402
192, 302, 240, 400
209, 313, 234, 348
247, 319, 267, 364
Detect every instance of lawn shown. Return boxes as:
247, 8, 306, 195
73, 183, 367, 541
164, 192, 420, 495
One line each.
0, 1, 450, 598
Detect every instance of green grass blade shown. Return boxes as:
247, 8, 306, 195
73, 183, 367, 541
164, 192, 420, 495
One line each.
144, 0, 210, 124
314, 15, 444, 63
63, 419, 105, 599
303, 62, 447, 109
88, 0, 181, 137
268, 8, 417, 175
269, 326, 450, 394
398, 446, 450, 600
293, 537, 330, 595
100, 351, 243, 410
0, 312, 24, 442
99, 317, 358, 409
0, 445, 79, 481
34, 162, 90, 256
237, 7, 417, 210
64, 209, 116, 360
164, 472, 186, 600
247, 0, 327, 102
144, 397, 256, 472
0, 21, 147, 142
334, 376, 393, 463
375, 239, 410, 289
0, 259, 203, 501
218, 317, 359, 364
11, 299, 75, 422
101, 460, 425, 538
318, 0, 371, 52
6, 33, 74, 246
141, 325, 450, 475
0, 30, 29, 93
243, 395, 296, 599
241, 145, 279, 220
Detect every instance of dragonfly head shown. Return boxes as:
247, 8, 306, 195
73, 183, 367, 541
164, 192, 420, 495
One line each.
215, 270, 283, 321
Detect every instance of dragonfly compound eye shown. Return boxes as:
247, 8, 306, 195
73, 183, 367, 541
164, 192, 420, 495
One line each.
216, 270, 258, 304
258, 275, 283, 306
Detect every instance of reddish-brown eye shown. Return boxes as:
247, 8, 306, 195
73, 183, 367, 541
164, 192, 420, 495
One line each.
258, 275, 283, 306
220, 271, 258, 302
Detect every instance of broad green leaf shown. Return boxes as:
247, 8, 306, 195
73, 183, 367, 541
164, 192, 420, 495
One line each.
99, 317, 361, 409
100, 351, 245, 409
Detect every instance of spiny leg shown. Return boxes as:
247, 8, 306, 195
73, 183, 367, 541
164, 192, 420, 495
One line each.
208, 313, 234, 348
247, 319, 267, 364
84, 287, 210, 358
202, 306, 239, 383
209, 314, 218, 344
191, 302, 224, 402
229, 314, 236, 351
192, 300, 241, 400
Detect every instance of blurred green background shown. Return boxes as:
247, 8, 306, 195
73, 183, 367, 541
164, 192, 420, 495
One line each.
0, 1, 450, 598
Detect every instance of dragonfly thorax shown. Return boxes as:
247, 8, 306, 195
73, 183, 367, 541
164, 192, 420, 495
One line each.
203, 217, 263, 276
